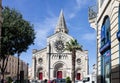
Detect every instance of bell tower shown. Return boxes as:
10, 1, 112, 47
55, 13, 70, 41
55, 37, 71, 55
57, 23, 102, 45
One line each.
55, 10, 68, 34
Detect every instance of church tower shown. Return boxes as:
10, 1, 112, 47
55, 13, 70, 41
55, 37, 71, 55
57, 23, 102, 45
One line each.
55, 10, 68, 34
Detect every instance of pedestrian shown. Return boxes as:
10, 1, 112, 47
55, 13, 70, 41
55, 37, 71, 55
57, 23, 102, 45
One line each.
44, 79, 47, 83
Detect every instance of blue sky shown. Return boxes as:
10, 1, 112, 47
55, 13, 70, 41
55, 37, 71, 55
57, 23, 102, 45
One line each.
3, 0, 96, 73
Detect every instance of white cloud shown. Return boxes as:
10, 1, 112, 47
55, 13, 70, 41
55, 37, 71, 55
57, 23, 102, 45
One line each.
76, 0, 87, 9
81, 32, 96, 41
69, 13, 76, 19
34, 16, 58, 48
68, 0, 88, 19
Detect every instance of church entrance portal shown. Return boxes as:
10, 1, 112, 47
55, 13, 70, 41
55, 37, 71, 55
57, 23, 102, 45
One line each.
53, 62, 66, 79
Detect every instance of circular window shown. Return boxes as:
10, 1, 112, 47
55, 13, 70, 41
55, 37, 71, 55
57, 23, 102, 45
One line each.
77, 58, 81, 65
38, 58, 43, 63
54, 40, 64, 52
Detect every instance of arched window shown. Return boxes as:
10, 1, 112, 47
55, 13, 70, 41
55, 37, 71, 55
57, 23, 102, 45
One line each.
101, 16, 111, 46
100, 16, 111, 83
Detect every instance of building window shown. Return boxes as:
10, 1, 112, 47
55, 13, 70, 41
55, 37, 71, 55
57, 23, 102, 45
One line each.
38, 58, 43, 64
100, 16, 111, 83
77, 58, 81, 65
101, 16, 110, 44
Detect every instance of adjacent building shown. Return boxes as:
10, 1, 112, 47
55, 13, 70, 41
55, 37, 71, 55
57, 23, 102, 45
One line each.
32, 11, 89, 81
28, 66, 32, 81
92, 64, 97, 83
0, 55, 28, 81
89, 0, 120, 83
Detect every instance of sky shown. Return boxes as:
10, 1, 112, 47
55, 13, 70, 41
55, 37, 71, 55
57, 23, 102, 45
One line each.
2, 0, 97, 73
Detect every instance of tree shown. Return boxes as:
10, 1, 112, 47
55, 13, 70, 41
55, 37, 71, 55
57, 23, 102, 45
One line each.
66, 76, 71, 83
65, 39, 83, 83
0, 7, 35, 82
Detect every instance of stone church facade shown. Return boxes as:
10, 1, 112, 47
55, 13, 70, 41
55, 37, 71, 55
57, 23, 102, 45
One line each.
32, 11, 89, 81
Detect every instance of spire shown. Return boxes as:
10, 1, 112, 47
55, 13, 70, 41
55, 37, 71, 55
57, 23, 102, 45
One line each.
55, 10, 68, 34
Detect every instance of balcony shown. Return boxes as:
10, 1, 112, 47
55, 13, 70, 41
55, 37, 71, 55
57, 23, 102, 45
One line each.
88, 6, 97, 20
88, 6, 97, 29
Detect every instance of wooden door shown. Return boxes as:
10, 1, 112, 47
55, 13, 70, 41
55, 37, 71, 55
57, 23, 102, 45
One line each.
57, 71, 62, 79
76, 73, 81, 80
39, 72, 43, 80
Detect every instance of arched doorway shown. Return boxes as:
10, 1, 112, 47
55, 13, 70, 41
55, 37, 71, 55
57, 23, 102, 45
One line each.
53, 62, 66, 79
76, 68, 82, 80
37, 67, 43, 80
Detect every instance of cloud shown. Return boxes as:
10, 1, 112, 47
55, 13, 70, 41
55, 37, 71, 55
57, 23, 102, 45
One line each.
34, 16, 58, 48
76, 0, 88, 9
81, 32, 96, 41
69, 12, 76, 19
68, 0, 88, 19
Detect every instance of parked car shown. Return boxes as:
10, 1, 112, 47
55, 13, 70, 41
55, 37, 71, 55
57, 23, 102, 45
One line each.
82, 74, 96, 83
54, 79, 66, 83
75, 80, 83, 83
31, 79, 38, 83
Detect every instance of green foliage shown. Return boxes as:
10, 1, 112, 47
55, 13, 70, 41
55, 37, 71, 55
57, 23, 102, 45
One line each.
65, 39, 83, 52
66, 77, 71, 83
0, 6, 35, 81
1, 6, 35, 57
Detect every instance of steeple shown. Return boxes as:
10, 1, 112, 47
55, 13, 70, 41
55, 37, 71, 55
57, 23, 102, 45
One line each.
55, 10, 68, 34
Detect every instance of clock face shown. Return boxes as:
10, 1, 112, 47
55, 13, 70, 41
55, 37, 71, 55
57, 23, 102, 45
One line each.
55, 40, 64, 52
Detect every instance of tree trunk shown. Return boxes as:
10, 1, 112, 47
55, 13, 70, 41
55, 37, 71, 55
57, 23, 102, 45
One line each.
72, 50, 76, 83
1, 71, 4, 83
0, 56, 9, 83
1, 59, 5, 83
17, 53, 20, 82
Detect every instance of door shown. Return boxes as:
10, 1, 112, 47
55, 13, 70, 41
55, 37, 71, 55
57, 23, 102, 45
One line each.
39, 72, 43, 80
57, 71, 62, 79
76, 73, 81, 80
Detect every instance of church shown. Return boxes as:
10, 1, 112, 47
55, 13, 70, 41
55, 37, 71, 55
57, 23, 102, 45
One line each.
32, 10, 89, 81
